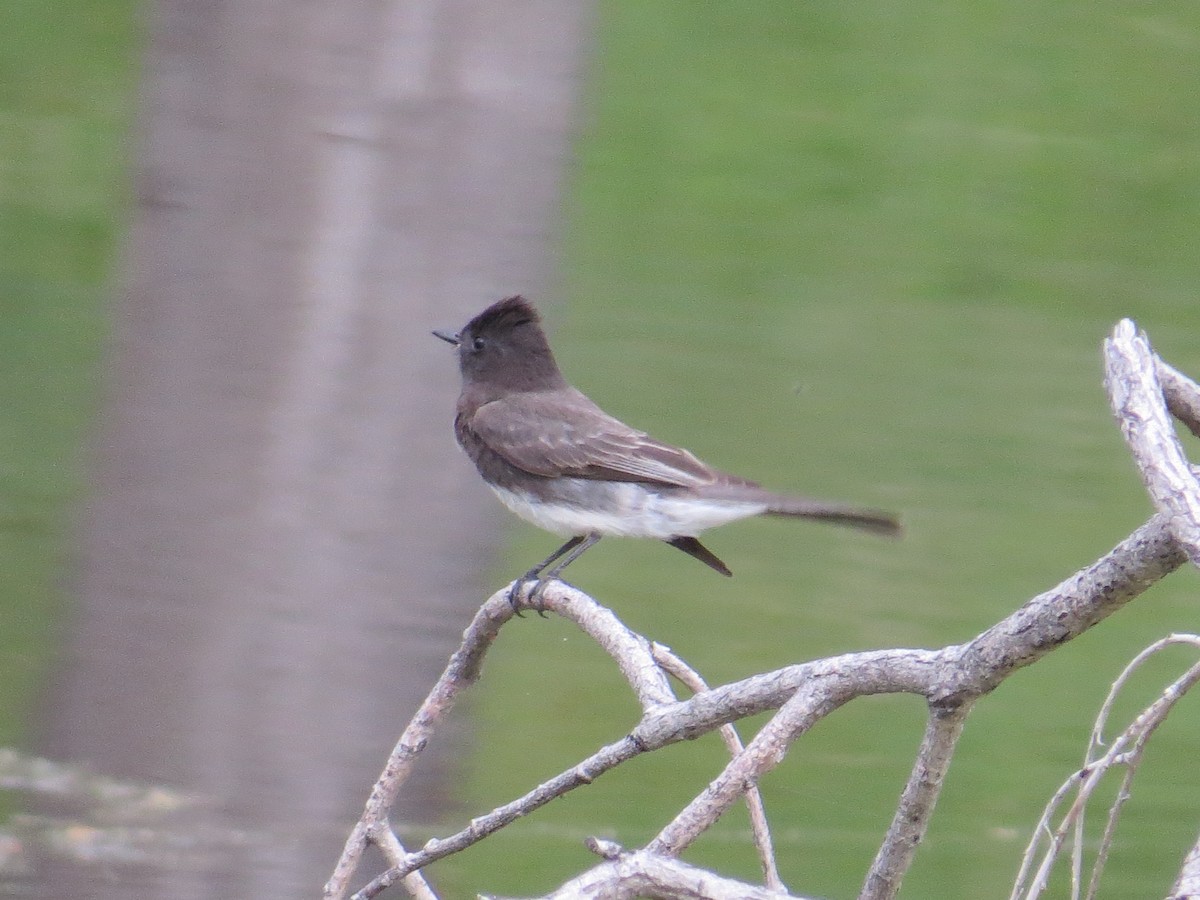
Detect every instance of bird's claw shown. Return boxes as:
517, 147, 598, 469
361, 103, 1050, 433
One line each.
508, 574, 552, 618
508, 574, 555, 618
529, 579, 552, 617
506, 579, 528, 616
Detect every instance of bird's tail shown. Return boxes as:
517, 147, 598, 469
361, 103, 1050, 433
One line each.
762, 495, 901, 536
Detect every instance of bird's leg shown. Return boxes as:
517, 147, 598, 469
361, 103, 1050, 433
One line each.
512, 533, 602, 615
528, 533, 601, 610
510, 535, 586, 614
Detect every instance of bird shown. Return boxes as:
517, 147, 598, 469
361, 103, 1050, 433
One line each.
434, 295, 899, 607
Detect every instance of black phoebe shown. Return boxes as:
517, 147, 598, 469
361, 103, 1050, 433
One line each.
435, 296, 899, 604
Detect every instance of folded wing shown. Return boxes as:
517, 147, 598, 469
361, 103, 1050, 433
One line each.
466, 389, 755, 489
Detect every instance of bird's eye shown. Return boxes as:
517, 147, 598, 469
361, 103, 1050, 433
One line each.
472, 336, 486, 351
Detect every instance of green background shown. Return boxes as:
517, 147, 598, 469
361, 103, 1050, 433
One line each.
0, 3, 136, 745
5, 1, 1200, 896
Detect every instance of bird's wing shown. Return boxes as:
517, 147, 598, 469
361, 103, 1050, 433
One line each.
466, 390, 747, 489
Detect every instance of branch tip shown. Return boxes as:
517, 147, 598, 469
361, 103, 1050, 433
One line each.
585, 837, 624, 859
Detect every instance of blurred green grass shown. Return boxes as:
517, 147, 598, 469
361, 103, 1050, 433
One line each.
448, 2, 1200, 897
0, 2, 137, 744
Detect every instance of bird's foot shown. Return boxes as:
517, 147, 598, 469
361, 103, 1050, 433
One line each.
506, 577, 530, 616
508, 573, 552, 618
528, 578, 553, 617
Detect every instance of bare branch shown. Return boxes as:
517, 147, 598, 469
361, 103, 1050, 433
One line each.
370, 827, 437, 900
1091, 634, 1200, 749
1105, 319, 1200, 565
648, 670, 861, 857
945, 513, 1186, 703
1158, 358, 1200, 440
351, 735, 646, 899
325, 593, 515, 900
1011, 634, 1200, 900
1009, 771, 1085, 900
652, 642, 786, 893
860, 701, 972, 900
1085, 635, 1200, 900
530, 585, 678, 711
344, 506, 1185, 897
341, 510, 1184, 899
326, 585, 677, 900
637, 514, 1184, 753
330, 320, 1200, 900
1169, 828, 1200, 900
493, 840, 814, 900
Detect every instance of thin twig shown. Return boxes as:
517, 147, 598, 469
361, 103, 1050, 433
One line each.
324, 591, 515, 900
647, 672, 859, 857
1010, 772, 1086, 900
1092, 634, 1200, 747
532, 586, 678, 711
370, 826, 438, 900
1085, 636, 1200, 900
1011, 635, 1200, 900
352, 736, 646, 899
652, 642, 787, 893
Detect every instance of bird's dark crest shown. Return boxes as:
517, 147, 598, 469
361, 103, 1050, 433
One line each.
468, 295, 541, 335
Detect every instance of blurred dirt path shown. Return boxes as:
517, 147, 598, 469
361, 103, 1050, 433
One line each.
42, 2, 593, 896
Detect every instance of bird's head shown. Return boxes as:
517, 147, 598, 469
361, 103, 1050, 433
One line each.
434, 295, 567, 393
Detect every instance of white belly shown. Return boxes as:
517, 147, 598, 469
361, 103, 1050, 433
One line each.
488, 480, 766, 540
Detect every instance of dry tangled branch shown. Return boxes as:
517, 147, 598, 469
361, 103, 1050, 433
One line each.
324, 319, 1200, 900
1011, 634, 1200, 900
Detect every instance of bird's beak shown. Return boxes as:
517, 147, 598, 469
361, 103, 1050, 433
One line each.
432, 329, 460, 346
